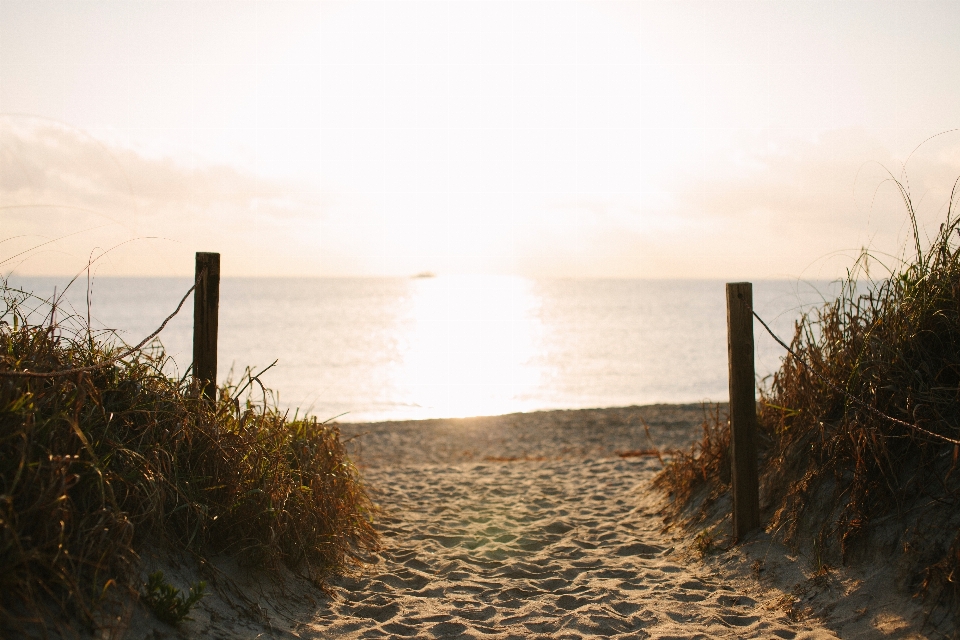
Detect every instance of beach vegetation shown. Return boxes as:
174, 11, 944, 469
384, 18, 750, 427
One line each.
654, 402, 730, 518
693, 528, 718, 557
141, 571, 206, 625
0, 281, 379, 634
657, 176, 960, 621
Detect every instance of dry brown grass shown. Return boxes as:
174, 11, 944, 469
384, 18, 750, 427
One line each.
615, 449, 661, 459
656, 182, 960, 620
0, 283, 379, 635
653, 403, 731, 522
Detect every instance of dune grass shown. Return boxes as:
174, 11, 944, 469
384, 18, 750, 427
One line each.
0, 282, 378, 634
653, 402, 730, 514
657, 181, 960, 617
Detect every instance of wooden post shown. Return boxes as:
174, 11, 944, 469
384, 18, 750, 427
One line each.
193, 252, 220, 401
726, 282, 760, 540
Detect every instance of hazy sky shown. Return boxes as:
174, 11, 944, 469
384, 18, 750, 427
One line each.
3, 1, 960, 278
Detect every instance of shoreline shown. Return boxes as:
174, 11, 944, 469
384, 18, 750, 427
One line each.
336, 403, 721, 468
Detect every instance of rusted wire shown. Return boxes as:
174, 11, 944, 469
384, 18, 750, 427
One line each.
752, 307, 960, 447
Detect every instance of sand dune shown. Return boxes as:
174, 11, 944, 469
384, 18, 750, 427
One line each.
133, 405, 929, 638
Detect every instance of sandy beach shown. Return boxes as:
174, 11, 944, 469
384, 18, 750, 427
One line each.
131, 404, 930, 639
296, 405, 834, 639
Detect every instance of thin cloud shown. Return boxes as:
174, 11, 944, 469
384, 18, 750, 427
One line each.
5, 120, 960, 280
631, 130, 960, 278
0, 118, 333, 276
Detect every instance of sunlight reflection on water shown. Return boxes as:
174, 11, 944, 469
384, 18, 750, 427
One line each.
393, 275, 546, 419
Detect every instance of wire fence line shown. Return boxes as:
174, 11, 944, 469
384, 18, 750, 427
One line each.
5, 273, 960, 448
751, 307, 960, 448
0, 277, 198, 379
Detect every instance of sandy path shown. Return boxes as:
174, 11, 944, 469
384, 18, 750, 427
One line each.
298, 406, 837, 639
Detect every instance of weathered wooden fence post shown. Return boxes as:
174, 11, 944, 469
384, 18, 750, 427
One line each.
726, 282, 760, 540
193, 252, 220, 401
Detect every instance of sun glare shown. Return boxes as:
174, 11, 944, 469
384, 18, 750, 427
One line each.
393, 275, 546, 419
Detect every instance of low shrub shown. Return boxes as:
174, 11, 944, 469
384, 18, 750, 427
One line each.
658, 179, 960, 618
653, 402, 730, 520
0, 282, 378, 633
141, 571, 206, 625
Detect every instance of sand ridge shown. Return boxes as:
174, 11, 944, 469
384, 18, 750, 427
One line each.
338, 404, 715, 466
121, 405, 872, 638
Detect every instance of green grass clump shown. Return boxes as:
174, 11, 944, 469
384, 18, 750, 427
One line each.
0, 283, 378, 634
141, 571, 206, 625
658, 179, 960, 618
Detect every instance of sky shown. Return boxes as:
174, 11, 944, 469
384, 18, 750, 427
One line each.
2, 0, 960, 279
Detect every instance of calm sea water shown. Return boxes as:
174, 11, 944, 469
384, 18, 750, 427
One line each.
7, 276, 840, 422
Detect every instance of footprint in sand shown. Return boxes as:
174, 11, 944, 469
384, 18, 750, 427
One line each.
304, 457, 838, 639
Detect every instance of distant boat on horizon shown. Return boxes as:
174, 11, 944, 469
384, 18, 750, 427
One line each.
412, 272, 436, 279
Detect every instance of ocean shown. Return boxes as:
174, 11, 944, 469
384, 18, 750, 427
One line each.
6, 276, 840, 422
